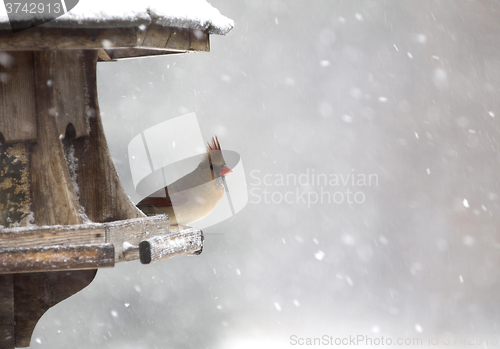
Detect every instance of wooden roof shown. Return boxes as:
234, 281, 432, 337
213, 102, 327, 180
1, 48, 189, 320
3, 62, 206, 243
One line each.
0, 0, 233, 58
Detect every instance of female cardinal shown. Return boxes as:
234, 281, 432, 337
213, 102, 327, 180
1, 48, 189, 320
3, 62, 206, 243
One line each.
136, 136, 232, 227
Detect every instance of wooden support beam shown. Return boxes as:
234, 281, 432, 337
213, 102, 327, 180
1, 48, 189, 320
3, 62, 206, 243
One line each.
0, 244, 115, 274
31, 50, 84, 227
72, 50, 146, 223
139, 228, 203, 264
54, 50, 89, 139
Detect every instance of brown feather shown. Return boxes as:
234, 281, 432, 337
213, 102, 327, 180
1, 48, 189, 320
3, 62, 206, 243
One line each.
137, 197, 172, 207
207, 136, 222, 152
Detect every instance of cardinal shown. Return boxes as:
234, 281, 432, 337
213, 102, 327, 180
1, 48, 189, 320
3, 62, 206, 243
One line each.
136, 136, 232, 228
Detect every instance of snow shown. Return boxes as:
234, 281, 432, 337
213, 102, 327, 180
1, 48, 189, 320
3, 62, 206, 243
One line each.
314, 250, 325, 260
0, 52, 13, 68
273, 302, 282, 312
0, 0, 233, 35
122, 241, 135, 250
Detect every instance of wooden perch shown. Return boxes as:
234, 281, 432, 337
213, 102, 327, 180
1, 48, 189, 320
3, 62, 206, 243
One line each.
0, 244, 115, 274
140, 228, 204, 264
0, 215, 178, 272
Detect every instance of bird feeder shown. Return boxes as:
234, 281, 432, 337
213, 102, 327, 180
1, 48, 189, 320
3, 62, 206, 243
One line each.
0, 2, 233, 348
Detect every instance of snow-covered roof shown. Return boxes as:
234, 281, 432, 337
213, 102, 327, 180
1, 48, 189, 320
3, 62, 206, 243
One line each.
0, 0, 233, 35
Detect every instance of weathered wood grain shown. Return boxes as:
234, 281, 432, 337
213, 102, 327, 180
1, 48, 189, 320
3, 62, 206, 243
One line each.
0, 275, 14, 349
0, 215, 170, 262
0, 244, 114, 274
0, 51, 37, 144
0, 224, 106, 249
0, 26, 210, 56
142, 22, 174, 48
0, 143, 31, 228
189, 29, 210, 52
54, 51, 89, 139
106, 215, 170, 261
0, 27, 138, 51
139, 228, 203, 264
166, 28, 191, 51
72, 51, 145, 223
31, 50, 84, 227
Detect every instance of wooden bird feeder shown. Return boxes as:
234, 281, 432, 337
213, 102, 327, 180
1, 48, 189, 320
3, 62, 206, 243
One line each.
0, 3, 232, 348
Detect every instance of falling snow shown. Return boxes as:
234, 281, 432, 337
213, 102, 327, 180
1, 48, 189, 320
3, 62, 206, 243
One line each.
274, 302, 282, 312
314, 250, 325, 260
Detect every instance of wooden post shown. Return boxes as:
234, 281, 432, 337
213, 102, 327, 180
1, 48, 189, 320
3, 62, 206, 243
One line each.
139, 228, 203, 264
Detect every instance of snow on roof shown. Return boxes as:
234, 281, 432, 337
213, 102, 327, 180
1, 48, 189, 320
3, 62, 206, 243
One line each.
0, 0, 233, 35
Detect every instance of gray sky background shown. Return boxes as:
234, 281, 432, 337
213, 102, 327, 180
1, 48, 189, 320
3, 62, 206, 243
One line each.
32, 1, 500, 348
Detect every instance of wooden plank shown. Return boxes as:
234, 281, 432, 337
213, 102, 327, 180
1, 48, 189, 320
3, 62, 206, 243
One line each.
166, 28, 191, 51
0, 224, 105, 249
139, 228, 203, 264
13, 270, 96, 348
0, 244, 114, 274
135, 24, 150, 46
0, 27, 208, 60
142, 23, 174, 48
0, 27, 138, 51
0, 275, 14, 349
0, 215, 169, 261
31, 50, 83, 226
106, 215, 170, 262
0, 26, 210, 54
54, 51, 89, 139
0, 51, 37, 144
189, 29, 210, 52
72, 51, 145, 223
0, 143, 31, 228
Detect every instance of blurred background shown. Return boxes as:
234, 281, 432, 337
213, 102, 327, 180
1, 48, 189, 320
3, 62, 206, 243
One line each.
33, 1, 500, 348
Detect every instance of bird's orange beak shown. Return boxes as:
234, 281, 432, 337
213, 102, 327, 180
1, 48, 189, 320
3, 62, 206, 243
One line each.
219, 165, 232, 176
